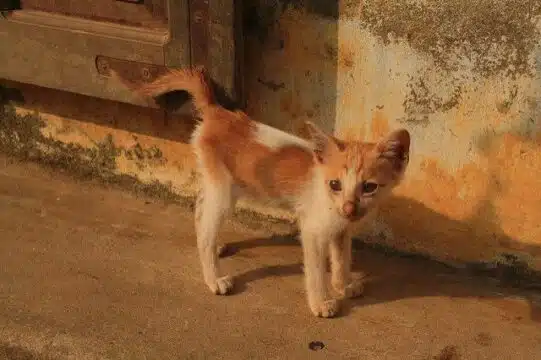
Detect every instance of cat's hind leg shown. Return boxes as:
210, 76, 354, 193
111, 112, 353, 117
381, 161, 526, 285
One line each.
194, 150, 236, 295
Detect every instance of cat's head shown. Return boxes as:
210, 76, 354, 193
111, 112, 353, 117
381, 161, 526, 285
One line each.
305, 121, 410, 222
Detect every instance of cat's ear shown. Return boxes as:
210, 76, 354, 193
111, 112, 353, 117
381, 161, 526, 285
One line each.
376, 129, 410, 173
305, 121, 344, 162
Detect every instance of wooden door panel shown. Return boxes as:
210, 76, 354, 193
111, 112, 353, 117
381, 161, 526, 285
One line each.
0, 10, 179, 107
20, 0, 167, 28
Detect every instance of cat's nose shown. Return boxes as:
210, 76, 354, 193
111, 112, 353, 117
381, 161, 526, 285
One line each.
342, 201, 356, 216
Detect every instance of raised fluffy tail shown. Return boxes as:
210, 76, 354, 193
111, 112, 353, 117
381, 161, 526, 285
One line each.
126, 67, 215, 113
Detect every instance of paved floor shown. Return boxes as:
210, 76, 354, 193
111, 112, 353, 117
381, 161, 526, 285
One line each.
0, 156, 540, 360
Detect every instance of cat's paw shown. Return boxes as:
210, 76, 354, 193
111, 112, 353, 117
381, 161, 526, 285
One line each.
310, 299, 340, 318
207, 275, 234, 295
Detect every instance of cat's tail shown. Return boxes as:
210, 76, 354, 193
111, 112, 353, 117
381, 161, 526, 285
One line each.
118, 66, 215, 114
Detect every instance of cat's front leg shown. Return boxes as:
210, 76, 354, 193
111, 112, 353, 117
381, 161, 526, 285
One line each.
329, 230, 364, 299
300, 228, 340, 318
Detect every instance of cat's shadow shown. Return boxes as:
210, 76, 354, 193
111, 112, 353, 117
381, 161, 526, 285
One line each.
220, 197, 541, 322
219, 234, 304, 296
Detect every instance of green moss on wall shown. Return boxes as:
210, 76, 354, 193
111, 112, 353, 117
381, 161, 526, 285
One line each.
0, 103, 183, 203
0, 104, 118, 176
360, 0, 541, 78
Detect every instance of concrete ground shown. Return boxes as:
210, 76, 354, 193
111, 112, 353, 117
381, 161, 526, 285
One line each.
0, 156, 540, 360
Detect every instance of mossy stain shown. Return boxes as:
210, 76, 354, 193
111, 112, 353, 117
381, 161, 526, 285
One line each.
360, 0, 541, 78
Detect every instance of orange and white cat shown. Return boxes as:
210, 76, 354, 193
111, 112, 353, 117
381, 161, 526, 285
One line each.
127, 67, 410, 318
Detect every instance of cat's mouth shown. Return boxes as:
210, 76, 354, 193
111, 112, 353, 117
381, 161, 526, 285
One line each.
345, 212, 366, 222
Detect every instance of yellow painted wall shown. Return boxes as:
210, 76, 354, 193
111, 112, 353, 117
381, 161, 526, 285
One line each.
241, 1, 541, 270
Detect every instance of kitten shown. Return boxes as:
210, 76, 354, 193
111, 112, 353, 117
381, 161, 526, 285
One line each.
125, 67, 410, 318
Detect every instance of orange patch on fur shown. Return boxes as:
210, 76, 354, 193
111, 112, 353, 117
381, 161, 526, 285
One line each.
197, 108, 314, 198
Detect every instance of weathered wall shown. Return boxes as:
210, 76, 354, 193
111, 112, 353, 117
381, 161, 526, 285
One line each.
242, 0, 541, 272
1, 0, 540, 275
339, 0, 541, 271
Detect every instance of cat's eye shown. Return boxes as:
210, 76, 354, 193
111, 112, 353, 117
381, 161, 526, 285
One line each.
329, 179, 342, 192
362, 182, 378, 194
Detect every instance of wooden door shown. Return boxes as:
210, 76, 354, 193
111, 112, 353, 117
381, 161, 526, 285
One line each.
0, 0, 243, 110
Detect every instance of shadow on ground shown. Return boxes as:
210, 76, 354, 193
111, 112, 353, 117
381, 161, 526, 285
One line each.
0, 342, 54, 360
219, 203, 541, 323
